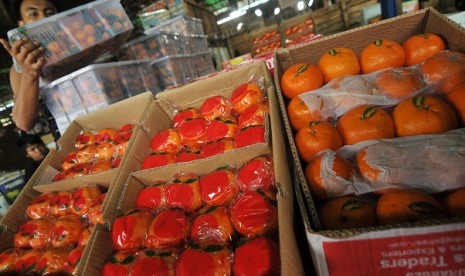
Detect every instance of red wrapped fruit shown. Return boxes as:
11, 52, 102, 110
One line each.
175, 245, 232, 276
176, 148, 202, 163
0, 248, 26, 274
200, 95, 232, 121
51, 214, 85, 247
136, 181, 167, 210
234, 125, 266, 149
230, 190, 278, 237
69, 185, 102, 217
205, 116, 238, 143
15, 218, 54, 249
114, 131, 133, 158
61, 152, 78, 171
173, 107, 202, 129
93, 128, 118, 145
165, 172, 202, 212
36, 246, 72, 275
49, 191, 72, 217
237, 156, 275, 192
232, 237, 280, 276
237, 102, 269, 129
64, 163, 92, 180
145, 209, 190, 249
101, 249, 139, 276
199, 168, 239, 206
14, 248, 46, 275
141, 153, 177, 170
90, 160, 113, 174
75, 132, 94, 150
26, 192, 55, 219
75, 145, 97, 164
111, 209, 153, 250
230, 83, 265, 115
95, 142, 116, 162
129, 249, 176, 276
190, 206, 234, 245
179, 117, 209, 148
201, 139, 235, 159
64, 246, 85, 275
150, 128, 181, 154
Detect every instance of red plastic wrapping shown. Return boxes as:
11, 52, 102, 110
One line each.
150, 128, 182, 154
234, 125, 266, 149
179, 117, 209, 148
205, 116, 238, 143
101, 249, 139, 276
200, 95, 233, 121
69, 185, 102, 217
237, 155, 275, 192
129, 249, 176, 276
173, 108, 202, 129
14, 248, 46, 275
230, 83, 265, 115
26, 192, 55, 220
93, 128, 118, 145
175, 245, 232, 276
190, 206, 234, 245
49, 191, 72, 217
232, 237, 280, 276
136, 181, 167, 210
64, 246, 85, 275
111, 209, 153, 250
75, 132, 94, 150
230, 190, 278, 238
145, 209, 190, 249
141, 153, 177, 170
201, 138, 235, 158
51, 214, 85, 247
237, 102, 269, 129
199, 168, 239, 206
165, 172, 202, 212
14, 218, 54, 249
0, 248, 26, 274
77, 228, 92, 247
36, 246, 72, 275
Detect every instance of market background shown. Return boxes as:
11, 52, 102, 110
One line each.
0, 0, 461, 207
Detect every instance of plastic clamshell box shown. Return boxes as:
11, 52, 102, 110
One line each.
118, 31, 182, 61
7, 0, 133, 82
187, 35, 209, 53
40, 60, 160, 133
188, 52, 216, 80
150, 55, 189, 90
144, 15, 204, 36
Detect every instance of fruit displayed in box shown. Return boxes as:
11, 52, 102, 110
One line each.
141, 83, 269, 170
53, 124, 135, 181
7, 0, 133, 82
103, 154, 279, 275
283, 18, 316, 47
0, 185, 106, 275
252, 29, 280, 46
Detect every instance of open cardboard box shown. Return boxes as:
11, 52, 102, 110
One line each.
74, 61, 304, 275
273, 8, 465, 275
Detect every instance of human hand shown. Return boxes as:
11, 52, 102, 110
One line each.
0, 38, 46, 78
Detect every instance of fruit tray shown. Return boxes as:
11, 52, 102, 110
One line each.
118, 31, 184, 61
40, 60, 160, 134
7, 0, 133, 82
144, 15, 204, 36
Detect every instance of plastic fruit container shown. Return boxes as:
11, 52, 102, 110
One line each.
7, 0, 133, 82
144, 15, 204, 36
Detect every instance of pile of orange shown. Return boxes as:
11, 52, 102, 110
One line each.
278, 32, 465, 231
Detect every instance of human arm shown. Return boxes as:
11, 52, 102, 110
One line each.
0, 38, 46, 131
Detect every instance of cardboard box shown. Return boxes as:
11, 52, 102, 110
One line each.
75, 61, 304, 275
273, 8, 465, 275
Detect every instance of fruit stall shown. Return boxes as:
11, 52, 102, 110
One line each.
0, 0, 465, 274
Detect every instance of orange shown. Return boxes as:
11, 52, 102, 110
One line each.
376, 189, 446, 226
360, 39, 405, 74
375, 67, 423, 99
336, 105, 395, 145
442, 187, 465, 217
439, 70, 465, 93
319, 195, 377, 230
391, 95, 458, 137
305, 152, 353, 201
280, 63, 324, 99
356, 148, 395, 195
444, 84, 465, 126
420, 50, 465, 85
318, 47, 360, 83
287, 96, 324, 130
295, 121, 343, 163
402, 33, 446, 66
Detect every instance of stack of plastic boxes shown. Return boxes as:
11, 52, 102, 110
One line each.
40, 60, 160, 134
119, 15, 216, 91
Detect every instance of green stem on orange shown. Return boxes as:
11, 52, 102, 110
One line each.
361, 107, 378, 120
295, 64, 309, 77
